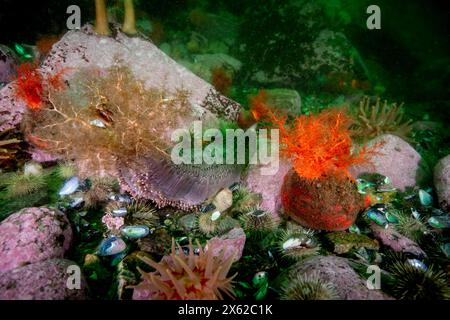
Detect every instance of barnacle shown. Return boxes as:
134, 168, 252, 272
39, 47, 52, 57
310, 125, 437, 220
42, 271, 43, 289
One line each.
351, 96, 413, 142
132, 239, 237, 300
281, 272, 339, 300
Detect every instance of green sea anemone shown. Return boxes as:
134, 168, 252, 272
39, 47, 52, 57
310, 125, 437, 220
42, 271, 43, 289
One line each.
280, 272, 339, 300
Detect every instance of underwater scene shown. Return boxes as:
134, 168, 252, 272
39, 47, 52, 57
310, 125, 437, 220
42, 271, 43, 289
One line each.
0, 0, 449, 302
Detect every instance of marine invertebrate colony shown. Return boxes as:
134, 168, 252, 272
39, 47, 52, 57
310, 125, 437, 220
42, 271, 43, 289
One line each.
266, 107, 373, 230
21, 66, 240, 209
132, 239, 236, 300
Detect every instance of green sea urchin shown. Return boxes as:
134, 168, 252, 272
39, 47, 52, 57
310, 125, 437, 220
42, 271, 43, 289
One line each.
387, 260, 450, 300
239, 207, 278, 238
3, 172, 46, 198
394, 214, 428, 243
281, 272, 339, 300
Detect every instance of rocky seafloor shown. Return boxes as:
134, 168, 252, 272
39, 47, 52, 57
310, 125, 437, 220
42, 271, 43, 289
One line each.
0, 1, 449, 301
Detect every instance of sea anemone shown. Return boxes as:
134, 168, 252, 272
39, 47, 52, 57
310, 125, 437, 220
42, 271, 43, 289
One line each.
132, 239, 237, 300
239, 207, 278, 238
280, 272, 339, 300
386, 260, 450, 300
350, 96, 413, 142
278, 228, 320, 261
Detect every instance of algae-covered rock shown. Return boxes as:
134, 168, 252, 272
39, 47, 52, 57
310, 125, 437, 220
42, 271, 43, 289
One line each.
325, 232, 379, 254
288, 256, 393, 300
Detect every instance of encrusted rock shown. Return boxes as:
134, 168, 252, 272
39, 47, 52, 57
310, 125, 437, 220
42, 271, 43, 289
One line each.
0, 207, 72, 273
434, 154, 450, 211
206, 227, 246, 262
325, 232, 379, 254
290, 255, 393, 300
0, 259, 87, 300
370, 222, 426, 258
350, 134, 422, 191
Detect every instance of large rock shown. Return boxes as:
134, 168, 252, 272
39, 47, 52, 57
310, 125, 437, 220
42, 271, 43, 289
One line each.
244, 159, 292, 216
291, 256, 393, 300
370, 222, 426, 258
0, 207, 72, 273
0, 24, 240, 134
0, 259, 87, 300
350, 134, 421, 191
434, 154, 450, 211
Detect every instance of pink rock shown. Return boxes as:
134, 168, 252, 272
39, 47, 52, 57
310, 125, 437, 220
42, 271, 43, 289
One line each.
434, 154, 450, 211
370, 222, 426, 258
349, 134, 421, 191
206, 227, 246, 262
0, 207, 73, 273
292, 255, 394, 300
0, 259, 87, 300
244, 159, 292, 216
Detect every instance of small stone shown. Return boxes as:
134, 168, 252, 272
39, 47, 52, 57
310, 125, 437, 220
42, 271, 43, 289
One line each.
177, 213, 198, 233
212, 188, 233, 212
